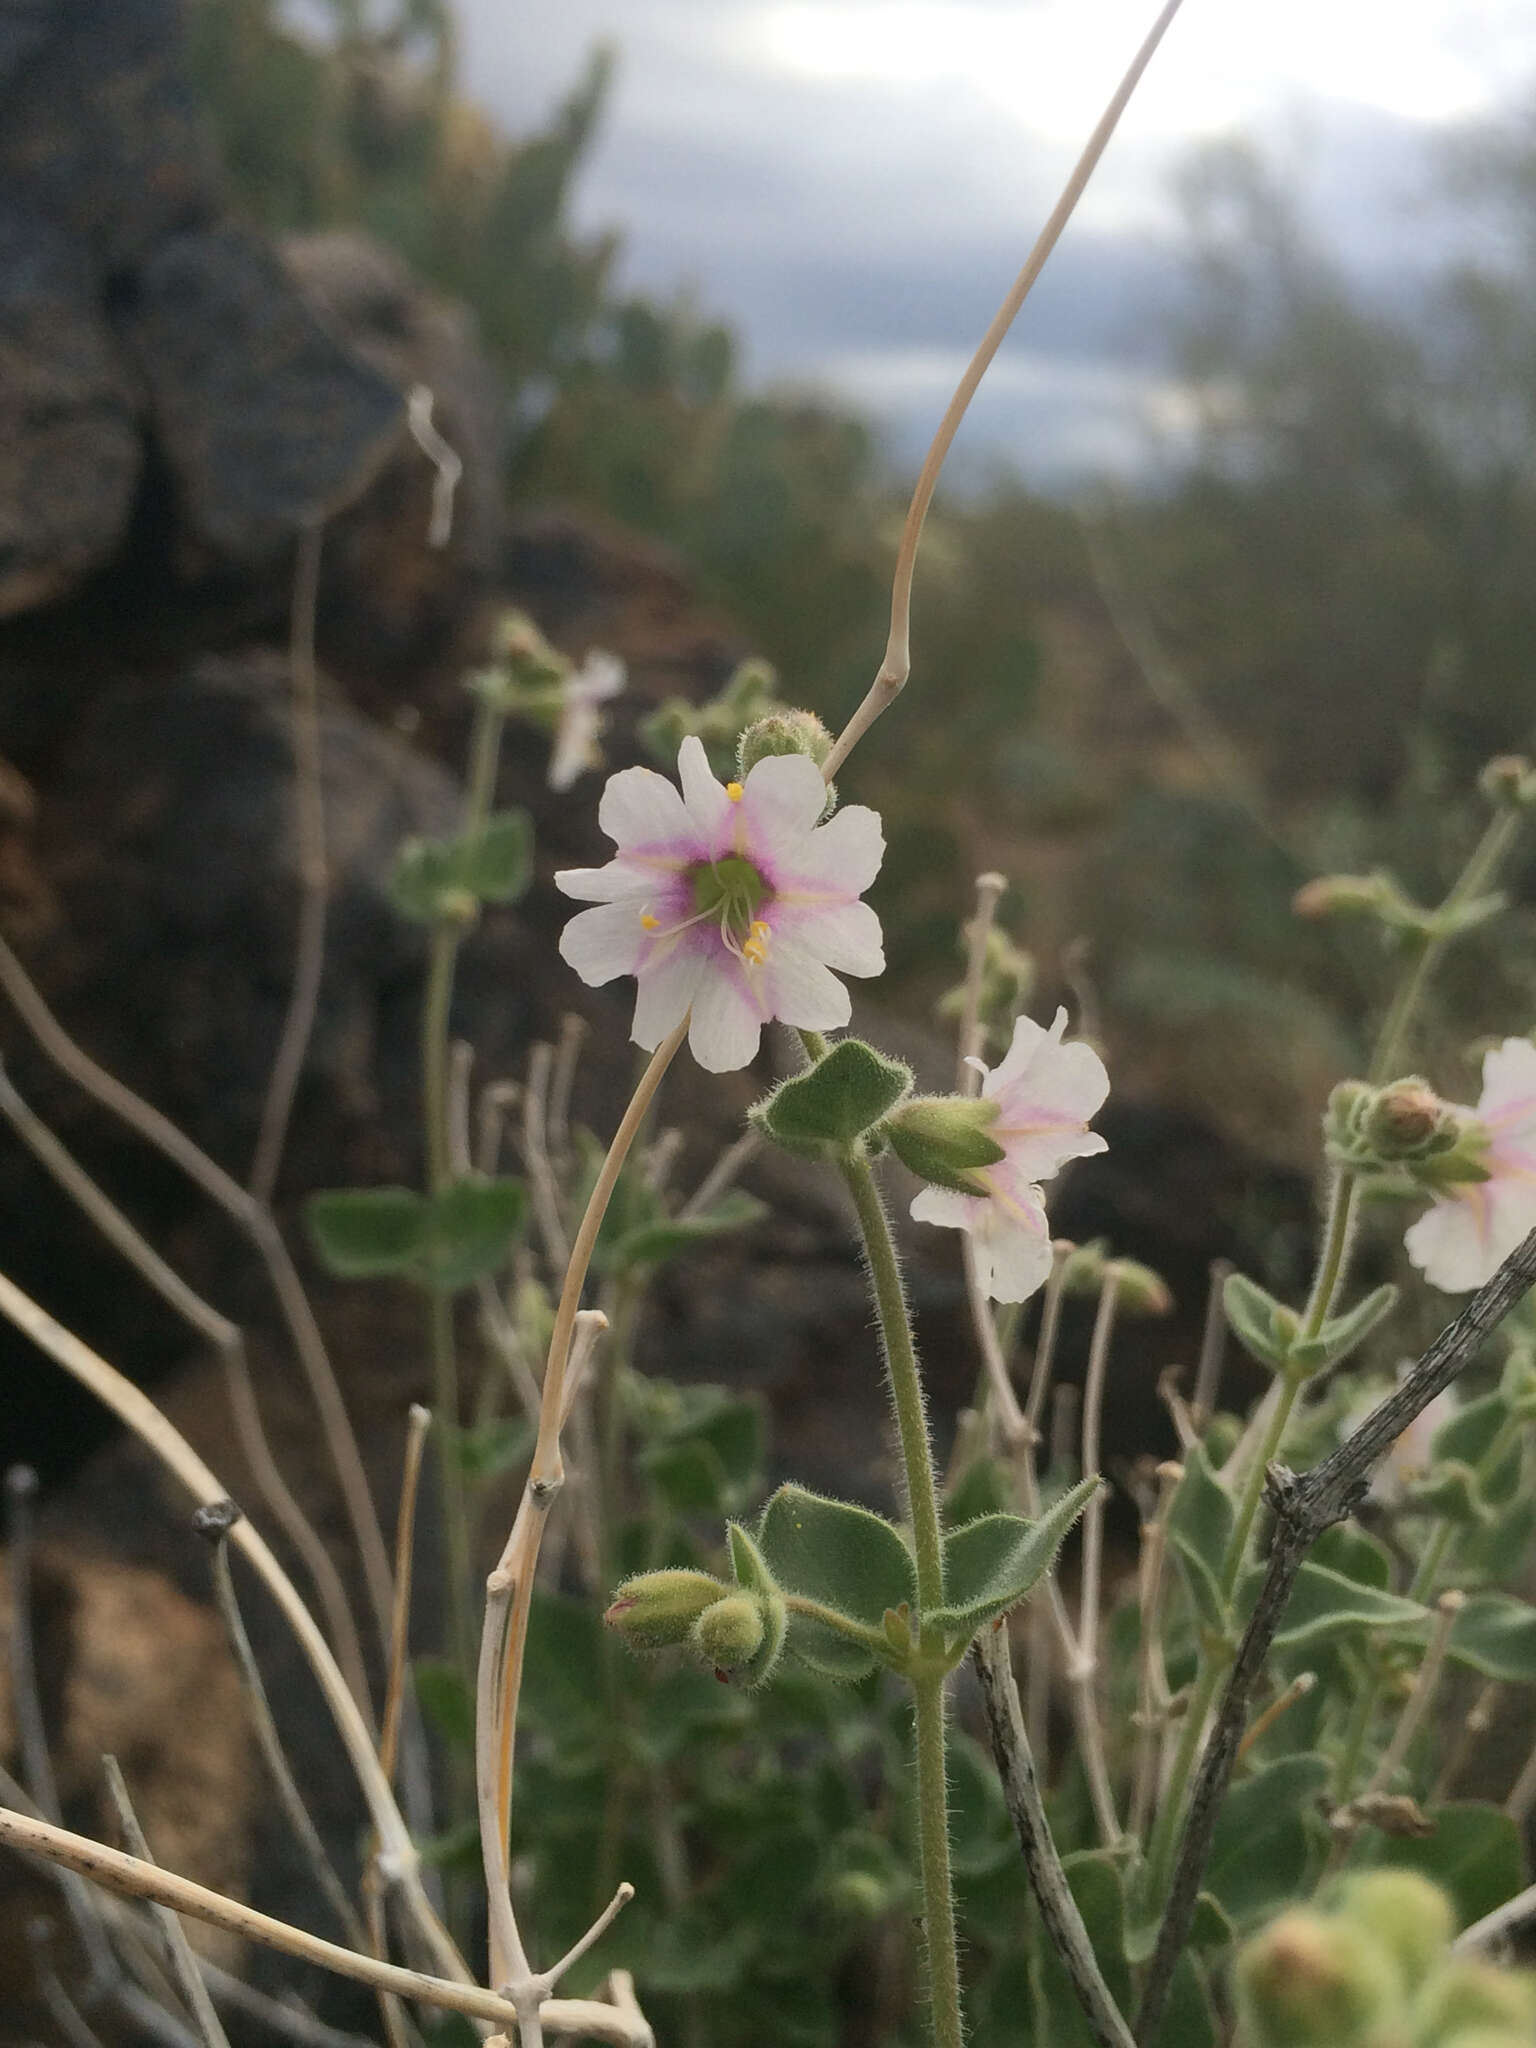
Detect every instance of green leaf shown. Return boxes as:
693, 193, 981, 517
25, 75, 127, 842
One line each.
1368, 1803, 1525, 1930
606, 1190, 767, 1271
1288, 1284, 1399, 1373
755, 1039, 912, 1154
413, 1658, 475, 1752
1206, 1753, 1330, 1925
1444, 1593, 1536, 1683
451, 1415, 534, 1481
1270, 1563, 1429, 1651
783, 1615, 877, 1682
943, 1457, 1011, 1529
758, 1484, 917, 1633
727, 1521, 776, 1598
1309, 1522, 1393, 1591
389, 835, 467, 922
458, 809, 533, 903
305, 1186, 425, 1277
1432, 1391, 1509, 1468
931, 1476, 1100, 1639
422, 1177, 527, 1289
641, 1437, 730, 1516
1168, 1443, 1236, 1587
1223, 1272, 1298, 1371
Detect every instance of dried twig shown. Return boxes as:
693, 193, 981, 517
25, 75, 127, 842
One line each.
101, 1757, 232, 2048
973, 1627, 1135, 2048
0, 1807, 651, 2046
1134, 1229, 1536, 2042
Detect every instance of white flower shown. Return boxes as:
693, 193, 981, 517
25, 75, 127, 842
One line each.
547, 651, 626, 792
556, 735, 884, 1072
910, 1009, 1109, 1302
1405, 1035, 1536, 1293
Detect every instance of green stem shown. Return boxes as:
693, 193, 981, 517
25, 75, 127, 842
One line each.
1221, 1375, 1302, 1604
1300, 1168, 1358, 1340
1142, 1659, 1223, 1907
837, 1144, 959, 2048
838, 1155, 945, 1621
1369, 807, 1522, 1086
1332, 1656, 1380, 1801
914, 1673, 965, 2048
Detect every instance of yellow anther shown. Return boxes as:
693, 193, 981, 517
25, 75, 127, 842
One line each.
750, 920, 770, 937
640, 912, 660, 930
743, 941, 765, 964
726, 781, 744, 802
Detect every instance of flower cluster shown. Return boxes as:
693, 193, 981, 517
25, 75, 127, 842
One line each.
556, 737, 884, 1072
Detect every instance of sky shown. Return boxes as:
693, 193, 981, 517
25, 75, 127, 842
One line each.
453, 0, 1536, 483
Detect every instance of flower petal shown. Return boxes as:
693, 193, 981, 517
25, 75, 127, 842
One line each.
910, 1186, 981, 1231
689, 963, 767, 1072
599, 763, 696, 855
631, 944, 708, 1050
1480, 1036, 1536, 1143
777, 803, 885, 899
978, 1207, 1055, 1303
739, 752, 829, 867
760, 938, 852, 1032
555, 860, 656, 903
677, 736, 734, 849
559, 900, 647, 986
778, 899, 885, 978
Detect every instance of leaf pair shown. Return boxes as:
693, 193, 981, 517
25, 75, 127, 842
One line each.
1224, 1271, 1398, 1379
305, 1177, 526, 1290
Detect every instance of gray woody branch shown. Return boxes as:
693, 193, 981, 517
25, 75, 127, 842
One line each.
1135, 1226, 1536, 2043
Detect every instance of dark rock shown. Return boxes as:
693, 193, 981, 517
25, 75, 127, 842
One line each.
0, 203, 141, 618
128, 224, 406, 569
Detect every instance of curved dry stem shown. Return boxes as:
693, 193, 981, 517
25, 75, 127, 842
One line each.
0, 932, 395, 1660
0, 1271, 465, 1988
822, 0, 1188, 781
0, 1807, 651, 2046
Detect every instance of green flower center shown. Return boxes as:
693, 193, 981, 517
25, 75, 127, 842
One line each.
692, 855, 768, 944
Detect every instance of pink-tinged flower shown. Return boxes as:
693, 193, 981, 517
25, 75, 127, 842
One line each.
556, 736, 884, 1073
1405, 1036, 1536, 1292
548, 650, 626, 792
910, 1009, 1109, 1302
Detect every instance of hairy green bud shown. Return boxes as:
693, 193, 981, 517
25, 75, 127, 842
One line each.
884, 1095, 1004, 1193
1236, 1909, 1400, 2048
1328, 1872, 1453, 1993
1479, 753, 1536, 808
1414, 1959, 1536, 2038
691, 1594, 767, 1669
605, 1569, 727, 1650
737, 709, 834, 775
1108, 1258, 1174, 1318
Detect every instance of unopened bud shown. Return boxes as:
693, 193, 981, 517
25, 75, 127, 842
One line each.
885, 1095, 1004, 1193
605, 1569, 726, 1650
691, 1593, 767, 1669
496, 610, 565, 685
1480, 754, 1536, 808
825, 1870, 889, 1920
1236, 1909, 1399, 2048
1059, 1239, 1110, 1296
1107, 1258, 1174, 1318
738, 710, 834, 776
1329, 1872, 1453, 1994
1362, 1079, 1454, 1158
1414, 1959, 1536, 2037
1293, 873, 1391, 920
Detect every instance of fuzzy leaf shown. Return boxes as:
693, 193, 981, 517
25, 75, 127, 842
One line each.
1206, 1753, 1330, 1926
606, 1191, 767, 1271
1270, 1563, 1428, 1650
758, 1484, 917, 1633
931, 1476, 1100, 1638
755, 1039, 911, 1154
422, 1177, 527, 1289
458, 810, 533, 903
1223, 1272, 1298, 1371
1444, 1592, 1536, 1683
1310, 1521, 1394, 1591
1168, 1443, 1236, 1586
1288, 1283, 1399, 1372
726, 1521, 776, 1598
305, 1186, 426, 1277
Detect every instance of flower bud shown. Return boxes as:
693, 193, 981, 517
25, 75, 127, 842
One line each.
824, 1870, 890, 1920
1414, 1959, 1536, 2038
1329, 1872, 1453, 1993
1236, 1909, 1400, 2048
1059, 1238, 1110, 1296
691, 1593, 767, 1670
737, 709, 834, 776
1293, 873, 1393, 920
605, 1569, 727, 1650
496, 609, 567, 688
1107, 1258, 1174, 1318
1480, 754, 1536, 808
1361, 1079, 1455, 1158
885, 1096, 1005, 1193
